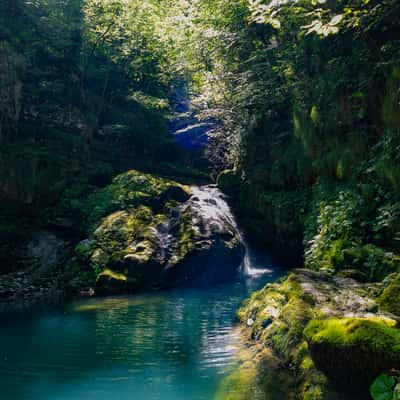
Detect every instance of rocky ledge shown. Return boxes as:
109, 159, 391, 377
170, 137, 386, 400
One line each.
0, 230, 70, 305
227, 269, 400, 400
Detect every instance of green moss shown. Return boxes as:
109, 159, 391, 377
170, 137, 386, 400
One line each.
237, 273, 318, 384
305, 317, 399, 351
71, 170, 195, 293
379, 284, 400, 316
238, 271, 399, 399
97, 268, 127, 282
214, 361, 259, 400
169, 208, 199, 265
89, 206, 162, 273
304, 317, 400, 385
78, 170, 190, 229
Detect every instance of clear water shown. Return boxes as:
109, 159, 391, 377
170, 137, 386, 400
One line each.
0, 262, 281, 400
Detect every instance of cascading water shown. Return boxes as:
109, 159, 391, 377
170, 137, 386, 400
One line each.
188, 185, 272, 277
168, 85, 272, 278
188, 185, 239, 235
242, 246, 273, 276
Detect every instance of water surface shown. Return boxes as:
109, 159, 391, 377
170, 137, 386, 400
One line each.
0, 257, 280, 400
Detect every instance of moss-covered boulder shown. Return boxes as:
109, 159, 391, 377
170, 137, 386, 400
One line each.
304, 317, 400, 388
217, 169, 242, 196
95, 269, 128, 295
76, 171, 243, 294
79, 169, 191, 228
378, 283, 400, 316
238, 269, 398, 399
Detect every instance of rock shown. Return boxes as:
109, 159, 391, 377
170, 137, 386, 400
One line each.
238, 269, 400, 399
378, 282, 400, 316
79, 171, 243, 295
216, 169, 242, 197
304, 317, 400, 388
247, 318, 254, 326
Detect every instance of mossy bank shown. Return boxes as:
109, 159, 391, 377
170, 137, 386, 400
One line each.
229, 270, 400, 400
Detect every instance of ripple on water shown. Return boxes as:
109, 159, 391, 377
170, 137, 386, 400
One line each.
0, 273, 281, 400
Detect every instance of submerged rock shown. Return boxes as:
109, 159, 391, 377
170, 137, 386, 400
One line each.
214, 343, 296, 400
76, 171, 243, 294
238, 269, 400, 399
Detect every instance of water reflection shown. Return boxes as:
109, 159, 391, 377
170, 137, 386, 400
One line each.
0, 270, 281, 400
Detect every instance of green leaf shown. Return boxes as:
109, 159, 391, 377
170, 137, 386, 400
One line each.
370, 374, 395, 400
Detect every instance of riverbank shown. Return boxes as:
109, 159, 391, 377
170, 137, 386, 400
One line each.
226, 269, 400, 399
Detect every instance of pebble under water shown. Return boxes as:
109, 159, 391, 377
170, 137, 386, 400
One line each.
0, 255, 281, 400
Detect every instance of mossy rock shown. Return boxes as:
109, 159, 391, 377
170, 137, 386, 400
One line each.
378, 284, 400, 316
304, 317, 400, 389
238, 271, 396, 399
95, 269, 127, 295
217, 169, 241, 196
77, 174, 243, 295
81, 170, 191, 228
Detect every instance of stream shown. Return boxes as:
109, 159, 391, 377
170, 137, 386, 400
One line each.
0, 256, 281, 400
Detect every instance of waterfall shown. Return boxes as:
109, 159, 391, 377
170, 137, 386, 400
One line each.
189, 185, 272, 277
154, 219, 174, 263
188, 185, 239, 233
241, 246, 273, 277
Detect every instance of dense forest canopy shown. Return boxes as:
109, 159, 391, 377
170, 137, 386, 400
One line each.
1, 0, 399, 266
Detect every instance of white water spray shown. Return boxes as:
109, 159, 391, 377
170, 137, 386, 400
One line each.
241, 246, 273, 276
189, 185, 272, 277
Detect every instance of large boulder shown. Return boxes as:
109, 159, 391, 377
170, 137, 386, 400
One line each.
304, 317, 400, 388
75, 171, 243, 294
238, 269, 400, 399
